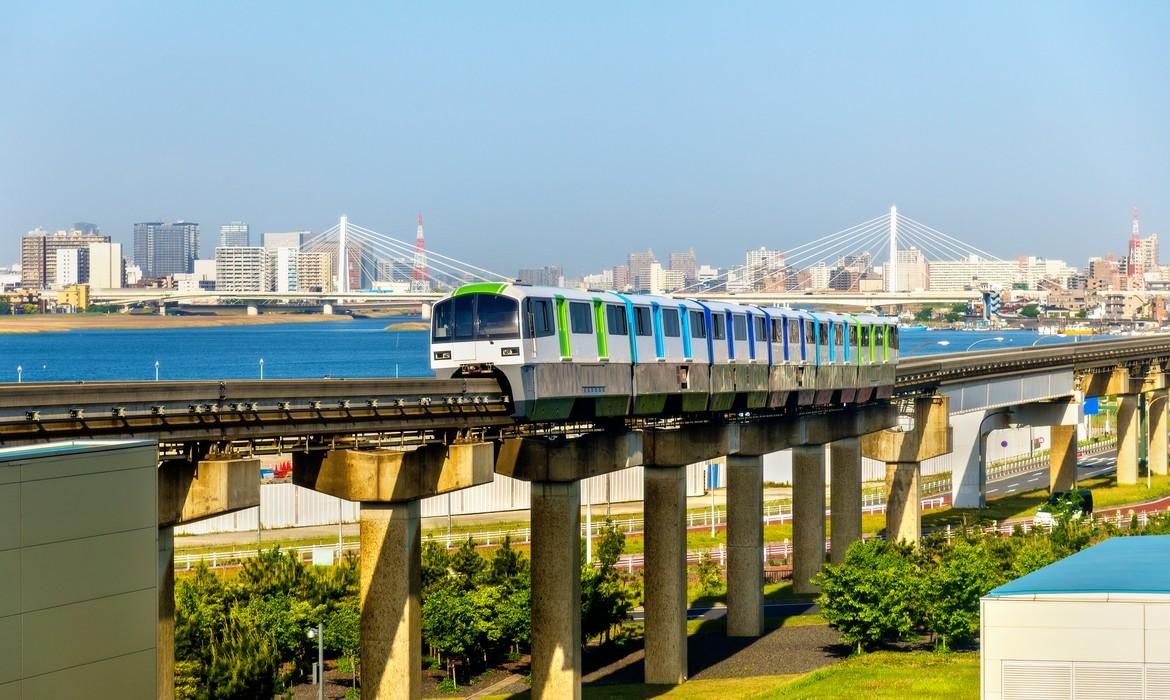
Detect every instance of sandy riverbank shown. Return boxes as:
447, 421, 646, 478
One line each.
0, 313, 354, 334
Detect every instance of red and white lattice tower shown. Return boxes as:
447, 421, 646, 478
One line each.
1129, 207, 1146, 289
411, 212, 430, 292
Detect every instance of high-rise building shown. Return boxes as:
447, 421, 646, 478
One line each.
927, 255, 1016, 291
668, 251, 698, 286
883, 248, 929, 292
134, 221, 199, 277
612, 265, 631, 290
744, 247, 786, 291
518, 266, 563, 287
55, 248, 90, 287
263, 231, 309, 250
307, 241, 362, 291
219, 221, 250, 248
215, 246, 270, 292
20, 228, 110, 289
297, 251, 334, 292
271, 247, 300, 293
627, 250, 658, 291
86, 242, 124, 290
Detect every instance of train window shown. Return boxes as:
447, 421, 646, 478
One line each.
754, 316, 767, 341
848, 323, 858, 346
771, 318, 784, 343
890, 325, 899, 350
805, 320, 815, 342
860, 325, 871, 346
432, 296, 474, 342
833, 324, 844, 344
477, 295, 520, 340
606, 305, 629, 336
569, 302, 592, 334
788, 319, 800, 344
662, 308, 681, 337
689, 310, 707, 338
526, 298, 555, 338
819, 322, 829, 345
633, 306, 653, 336
732, 315, 747, 341
712, 316, 726, 341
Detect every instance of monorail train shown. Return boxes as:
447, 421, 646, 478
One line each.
429, 283, 899, 420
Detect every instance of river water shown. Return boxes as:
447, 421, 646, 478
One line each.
0, 318, 1095, 383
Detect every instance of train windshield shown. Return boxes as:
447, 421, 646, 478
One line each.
432, 294, 520, 343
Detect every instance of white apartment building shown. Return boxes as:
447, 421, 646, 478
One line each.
927, 255, 1016, 291
1016, 256, 1077, 289
297, 251, 333, 292
215, 246, 271, 293
883, 248, 929, 292
271, 247, 299, 293
55, 248, 89, 287
87, 242, 123, 290
807, 262, 831, 289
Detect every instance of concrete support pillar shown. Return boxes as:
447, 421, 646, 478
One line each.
1118, 394, 1140, 485
529, 481, 582, 699
885, 462, 921, 544
1150, 389, 1169, 477
829, 437, 862, 564
322, 303, 334, 315
246, 304, 259, 316
158, 525, 175, 700
726, 454, 763, 637
360, 501, 422, 700
643, 466, 688, 685
792, 445, 826, 594
1049, 424, 1078, 493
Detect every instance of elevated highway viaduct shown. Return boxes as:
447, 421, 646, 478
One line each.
3, 335, 1170, 698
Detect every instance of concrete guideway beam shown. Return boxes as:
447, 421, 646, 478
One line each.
1151, 389, 1169, 477
643, 465, 689, 684
293, 442, 495, 501
158, 456, 261, 527
1079, 366, 1166, 398
829, 437, 862, 564
643, 423, 739, 467
494, 431, 642, 482
726, 454, 764, 637
792, 445, 827, 593
529, 481, 582, 699
862, 396, 950, 545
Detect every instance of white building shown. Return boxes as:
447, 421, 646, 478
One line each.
174, 260, 217, 293
86, 242, 123, 290
215, 246, 271, 293
807, 262, 831, 289
55, 247, 89, 287
927, 255, 1016, 291
219, 221, 250, 247
1016, 256, 1078, 289
271, 247, 299, 293
981, 536, 1170, 700
884, 248, 929, 292
263, 231, 309, 250
744, 247, 786, 291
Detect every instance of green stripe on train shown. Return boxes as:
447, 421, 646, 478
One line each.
452, 283, 509, 296
555, 295, 571, 358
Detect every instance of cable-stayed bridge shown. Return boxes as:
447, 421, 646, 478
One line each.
91, 208, 1001, 308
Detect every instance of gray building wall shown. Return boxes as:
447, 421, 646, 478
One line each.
0, 440, 158, 699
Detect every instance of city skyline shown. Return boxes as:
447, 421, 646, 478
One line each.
3, 3, 1170, 272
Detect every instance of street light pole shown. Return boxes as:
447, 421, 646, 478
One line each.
16, 365, 21, 383
259, 358, 265, 380
966, 336, 1007, 352
307, 625, 324, 700
154, 360, 159, 381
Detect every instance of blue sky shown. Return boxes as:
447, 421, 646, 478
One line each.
2, 2, 1169, 275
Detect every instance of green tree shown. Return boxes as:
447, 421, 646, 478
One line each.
175, 563, 227, 665
913, 306, 935, 322
488, 535, 529, 588
815, 539, 922, 653
421, 539, 452, 593
1019, 305, 1040, 318
581, 521, 635, 643
450, 536, 486, 589
921, 540, 1001, 650
421, 584, 480, 685
202, 610, 289, 699
696, 551, 723, 599
323, 602, 361, 688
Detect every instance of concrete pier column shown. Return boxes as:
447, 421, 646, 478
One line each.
360, 501, 422, 700
1150, 389, 1169, 477
529, 481, 582, 699
726, 454, 763, 637
158, 525, 175, 700
829, 437, 862, 564
1118, 394, 1140, 485
792, 445, 826, 594
643, 465, 688, 685
1049, 424, 1078, 492
885, 462, 921, 544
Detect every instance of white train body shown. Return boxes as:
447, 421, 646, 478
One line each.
430, 283, 898, 419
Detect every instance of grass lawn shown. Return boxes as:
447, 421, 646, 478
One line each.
923, 473, 1170, 530
761, 650, 979, 699
473, 651, 977, 700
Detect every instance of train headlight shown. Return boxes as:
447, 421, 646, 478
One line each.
500, 347, 520, 357
433, 350, 452, 361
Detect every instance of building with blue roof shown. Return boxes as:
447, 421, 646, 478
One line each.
981, 536, 1170, 700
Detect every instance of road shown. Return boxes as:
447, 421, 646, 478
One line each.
987, 449, 1118, 498
628, 600, 818, 622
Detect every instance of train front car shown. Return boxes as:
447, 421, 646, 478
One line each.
430, 283, 634, 420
